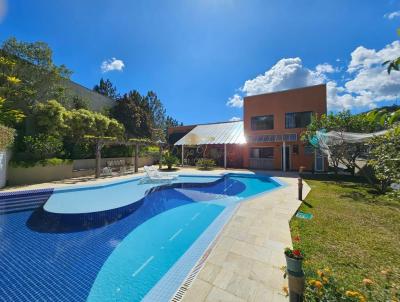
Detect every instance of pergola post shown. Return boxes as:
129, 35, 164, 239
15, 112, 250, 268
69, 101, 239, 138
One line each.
134, 143, 139, 173
181, 145, 184, 167
95, 140, 102, 178
283, 141, 286, 172
224, 144, 227, 169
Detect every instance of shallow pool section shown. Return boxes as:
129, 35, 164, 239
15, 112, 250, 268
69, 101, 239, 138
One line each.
0, 173, 281, 302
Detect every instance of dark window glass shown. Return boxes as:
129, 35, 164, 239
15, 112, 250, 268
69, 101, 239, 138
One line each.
250, 147, 274, 159
304, 145, 315, 155
293, 145, 299, 155
285, 111, 312, 128
251, 115, 274, 130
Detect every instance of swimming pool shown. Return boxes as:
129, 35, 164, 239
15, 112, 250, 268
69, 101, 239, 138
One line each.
0, 173, 281, 302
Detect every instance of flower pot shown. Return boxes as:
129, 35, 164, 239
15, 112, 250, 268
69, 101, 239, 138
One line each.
285, 255, 303, 273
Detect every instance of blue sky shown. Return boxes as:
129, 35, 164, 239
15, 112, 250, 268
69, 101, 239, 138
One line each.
1, 0, 400, 124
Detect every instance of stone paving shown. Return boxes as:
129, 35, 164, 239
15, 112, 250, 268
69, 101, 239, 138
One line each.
181, 172, 310, 302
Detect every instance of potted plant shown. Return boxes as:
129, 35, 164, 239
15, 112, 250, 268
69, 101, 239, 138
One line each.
162, 153, 179, 170
284, 247, 304, 273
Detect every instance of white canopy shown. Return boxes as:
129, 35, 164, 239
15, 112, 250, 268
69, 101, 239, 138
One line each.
174, 121, 246, 145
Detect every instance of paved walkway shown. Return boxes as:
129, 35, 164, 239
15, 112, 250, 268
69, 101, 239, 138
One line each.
181, 173, 310, 302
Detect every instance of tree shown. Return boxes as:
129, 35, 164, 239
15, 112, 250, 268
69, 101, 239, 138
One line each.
1, 37, 71, 112
93, 78, 119, 100
111, 90, 152, 138
368, 125, 400, 194
303, 111, 371, 175
32, 100, 68, 137
146, 91, 166, 129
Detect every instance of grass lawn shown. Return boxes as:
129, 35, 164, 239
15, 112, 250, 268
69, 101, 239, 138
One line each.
290, 174, 400, 299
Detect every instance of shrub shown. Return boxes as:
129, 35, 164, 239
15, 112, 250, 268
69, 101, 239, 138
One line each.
23, 134, 63, 160
368, 125, 400, 194
10, 158, 72, 168
196, 158, 216, 170
162, 153, 179, 170
0, 124, 15, 150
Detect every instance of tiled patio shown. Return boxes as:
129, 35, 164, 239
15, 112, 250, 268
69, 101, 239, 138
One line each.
180, 172, 310, 302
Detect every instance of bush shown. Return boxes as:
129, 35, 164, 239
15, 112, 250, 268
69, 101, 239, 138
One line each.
10, 158, 72, 168
196, 158, 216, 170
162, 153, 179, 170
23, 134, 63, 160
0, 124, 15, 150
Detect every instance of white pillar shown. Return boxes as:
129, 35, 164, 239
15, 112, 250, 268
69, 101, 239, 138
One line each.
283, 141, 286, 172
224, 144, 227, 169
181, 145, 184, 167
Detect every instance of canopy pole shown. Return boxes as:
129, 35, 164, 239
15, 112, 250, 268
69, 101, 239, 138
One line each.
224, 144, 227, 169
283, 141, 286, 172
181, 145, 184, 167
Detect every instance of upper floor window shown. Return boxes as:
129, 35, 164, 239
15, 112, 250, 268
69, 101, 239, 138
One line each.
285, 111, 312, 128
251, 115, 274, 130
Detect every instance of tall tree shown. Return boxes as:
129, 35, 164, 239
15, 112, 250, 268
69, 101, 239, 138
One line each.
145, 91, 166, 129
93, 78, 119, 100
111, 90, 152, 138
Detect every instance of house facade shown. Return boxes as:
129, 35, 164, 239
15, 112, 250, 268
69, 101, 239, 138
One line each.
168, 84, 327, 172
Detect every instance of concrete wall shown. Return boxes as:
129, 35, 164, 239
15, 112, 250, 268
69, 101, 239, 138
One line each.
8, 163, 74, 186
6, 156, 154, 186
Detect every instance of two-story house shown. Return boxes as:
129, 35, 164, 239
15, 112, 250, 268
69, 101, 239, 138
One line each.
168, 84, 327, 172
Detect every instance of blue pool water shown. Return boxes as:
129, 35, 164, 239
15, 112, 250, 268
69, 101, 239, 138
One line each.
0, 173, 280, 302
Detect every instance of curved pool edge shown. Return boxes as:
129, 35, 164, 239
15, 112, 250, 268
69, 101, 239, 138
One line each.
142, 179, 287, 302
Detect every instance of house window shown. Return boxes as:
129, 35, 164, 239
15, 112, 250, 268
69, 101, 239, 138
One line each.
250, 147, 274, 159
304, 145, 315, 155
293, 145, 299, 155
251, 115, 274, 130
285, 111, 312, 128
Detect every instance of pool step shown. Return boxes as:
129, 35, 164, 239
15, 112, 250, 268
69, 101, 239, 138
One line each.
0, 189, 54, 214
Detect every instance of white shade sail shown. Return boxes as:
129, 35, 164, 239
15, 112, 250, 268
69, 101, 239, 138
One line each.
174, 121, 246, 145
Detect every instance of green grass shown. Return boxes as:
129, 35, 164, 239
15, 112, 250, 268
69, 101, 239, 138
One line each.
290, 174, 400, 297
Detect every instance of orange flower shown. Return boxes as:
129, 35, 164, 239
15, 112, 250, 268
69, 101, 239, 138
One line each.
317, 269, 324, 278
314, 280, 323, 289
362, 278, 374, 287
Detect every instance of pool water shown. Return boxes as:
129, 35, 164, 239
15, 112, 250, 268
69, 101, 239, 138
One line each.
0, 173, 280, 302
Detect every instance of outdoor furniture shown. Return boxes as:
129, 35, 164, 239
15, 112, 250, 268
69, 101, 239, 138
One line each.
106, 159, 130, 174
142, 166, 178, 183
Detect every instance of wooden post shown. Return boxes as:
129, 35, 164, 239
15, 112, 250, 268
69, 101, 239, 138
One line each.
135, 143, 139, 173
181, 145, 184, 167
95, 140, 102, 178
224, 144, 227, 169
159, 144, 162, 169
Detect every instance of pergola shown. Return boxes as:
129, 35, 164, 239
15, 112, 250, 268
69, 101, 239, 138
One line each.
174, 121, 246, 168
84, 135, 155, 178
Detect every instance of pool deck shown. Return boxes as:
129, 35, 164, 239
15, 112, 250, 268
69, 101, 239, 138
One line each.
180, 171, 310, 302
1, 167, 310, 302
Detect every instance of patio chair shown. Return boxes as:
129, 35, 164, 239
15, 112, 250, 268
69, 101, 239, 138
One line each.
142, 166, 178, 182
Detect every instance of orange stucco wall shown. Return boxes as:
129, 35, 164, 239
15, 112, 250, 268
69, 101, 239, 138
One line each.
243, 84, 327, 171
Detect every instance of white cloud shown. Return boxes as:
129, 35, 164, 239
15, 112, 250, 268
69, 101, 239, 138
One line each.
315, 63, 337, 74
227, 41, 400, 111
384, 10, 400, 19
101, 57, 125, 73
229, 116, 241, 121
226, 94, 243, 108
240, 57, 326, 97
